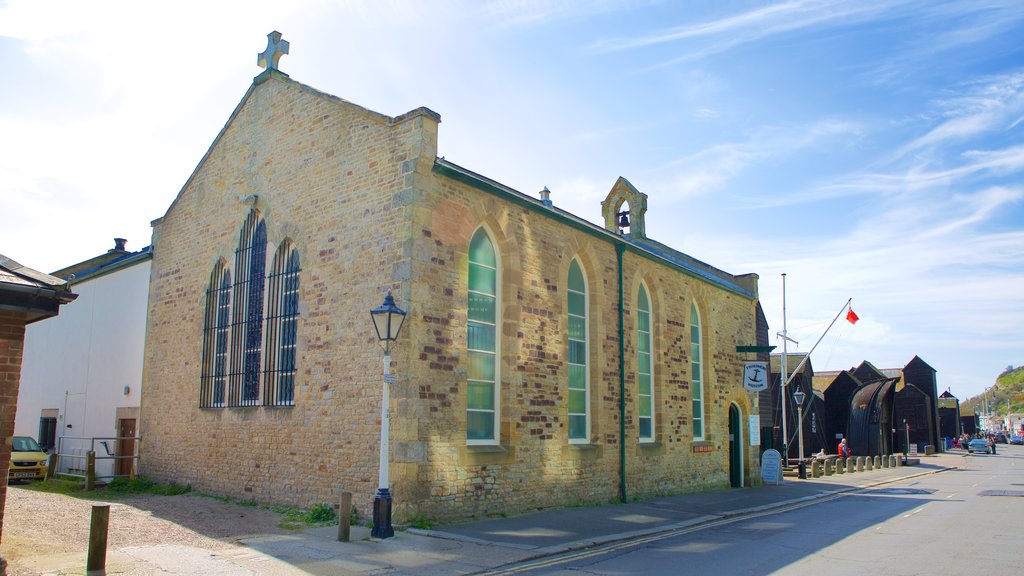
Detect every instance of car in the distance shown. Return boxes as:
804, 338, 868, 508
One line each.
8, 436, 48, 481
1010, 435, 1024, 445
967, 438, 991, 454
993, 432, 1008, 444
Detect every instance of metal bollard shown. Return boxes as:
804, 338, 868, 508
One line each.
337, 490, 353, 542
87, 504, 109, 575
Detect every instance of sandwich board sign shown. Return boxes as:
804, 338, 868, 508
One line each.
760, 449, 783, 485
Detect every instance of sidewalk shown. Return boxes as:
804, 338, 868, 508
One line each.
416, 451, 963, 556
229, 451, 963, 576
9, 451, 965, 576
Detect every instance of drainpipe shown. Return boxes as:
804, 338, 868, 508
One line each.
617, 243, 627, 503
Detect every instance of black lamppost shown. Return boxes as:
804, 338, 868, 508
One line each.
370, 291, 407, 539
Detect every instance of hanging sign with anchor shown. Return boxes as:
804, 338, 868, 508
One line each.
742, 361, 769, 392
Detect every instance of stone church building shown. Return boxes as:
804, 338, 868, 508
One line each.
139, 34, 764, 522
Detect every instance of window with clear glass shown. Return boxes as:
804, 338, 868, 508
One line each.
691, 302, 704, 440
468, 229, 498, 443
567, 260, 589, 442
637, 285, 653, 442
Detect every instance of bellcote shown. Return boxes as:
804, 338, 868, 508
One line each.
601, 177, 648, 240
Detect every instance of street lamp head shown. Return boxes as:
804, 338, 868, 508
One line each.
371, 291, 407, 349
792, 388, 805, 406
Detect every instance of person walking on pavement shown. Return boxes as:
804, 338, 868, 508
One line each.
838, 438, 850, 457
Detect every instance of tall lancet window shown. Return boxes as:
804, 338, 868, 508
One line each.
637, 284, 654, 442
229, 210, 267, 407
200, 261, 231, 408
567, 259, 589, 442
467, 228, 499, 444
691, 302, 704, 440
264, 242, 300, 406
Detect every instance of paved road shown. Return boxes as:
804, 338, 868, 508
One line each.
486, 445, 1024, 575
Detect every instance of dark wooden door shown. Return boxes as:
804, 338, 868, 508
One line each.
116, 418, 137, 477
729, 405, 743, 487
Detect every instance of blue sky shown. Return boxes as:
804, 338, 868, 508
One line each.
2, 0, 1022, 401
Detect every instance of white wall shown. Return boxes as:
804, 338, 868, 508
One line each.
15, 258, 150, 479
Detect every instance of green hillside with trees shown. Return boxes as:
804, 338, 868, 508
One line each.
961, 365, 1024, 417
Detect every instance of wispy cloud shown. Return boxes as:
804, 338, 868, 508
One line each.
589, 0, 905, 64
475, 0, 656, 28
894, 72, 1024, 159
651, 119, 862, 200
862, 2, 1024, 86
803, 145, 1024, 204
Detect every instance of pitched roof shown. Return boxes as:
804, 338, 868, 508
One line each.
0, 254, 77, 323
0, 255, 67, 289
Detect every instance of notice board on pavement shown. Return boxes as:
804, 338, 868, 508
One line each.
761, 449, 783, 485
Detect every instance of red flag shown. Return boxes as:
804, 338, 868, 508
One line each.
846, 307, 859, 324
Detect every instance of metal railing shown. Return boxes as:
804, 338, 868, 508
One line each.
53, 435, 140, 485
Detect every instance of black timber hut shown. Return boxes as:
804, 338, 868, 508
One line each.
847, 376, 899, 456
960, 409, 978, 436
937, 390, 961, 442
768, 353, 827, 460
817, 370, 861, 453
899, 356, 941, 452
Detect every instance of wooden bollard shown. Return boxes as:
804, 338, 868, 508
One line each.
873, 456, 880, 469
835, 457, 845, 474
85, 451, 96, 491
812, 460, 823, 478
824, 459, 833, 476
865, 457, 873, 471
857, 456, 865, 472
87, 504, 109, 575
46, 452, 59, 480
895, 454, 903, 467
847, 458, 856, 473
337, 490, 352, 542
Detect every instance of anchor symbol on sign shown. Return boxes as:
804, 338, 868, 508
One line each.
748, 366, 764, 383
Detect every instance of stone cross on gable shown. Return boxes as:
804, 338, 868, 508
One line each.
258, 31, 289, 72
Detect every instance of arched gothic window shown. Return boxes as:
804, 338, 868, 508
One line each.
229, 210, 267, 407
467, 228, 499, 444
637, 284, 653, 442
691, 302, 704, 440
264, 242, 300, 406
200, 261, 231, 408
567, 259, 589, 443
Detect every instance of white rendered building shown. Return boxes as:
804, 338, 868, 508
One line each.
15, 239, 151, 480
